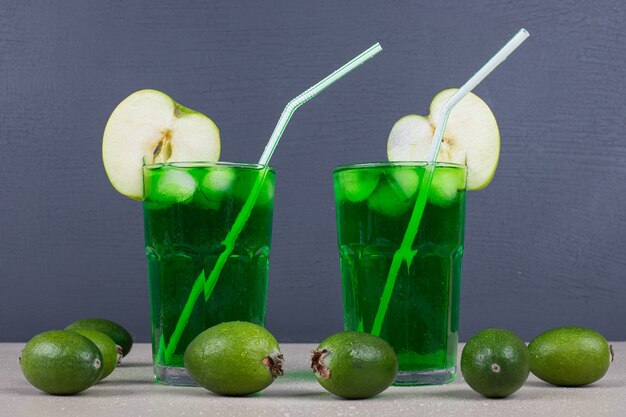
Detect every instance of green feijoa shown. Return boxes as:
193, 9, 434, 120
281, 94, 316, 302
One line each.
461, 329, 530, 398
311, 331, 398, 399
528, 326, 613, 387
184, 321, 283, 396
66, 318, 133, 357
19, 330, 103, 395
70, 329, 122, 380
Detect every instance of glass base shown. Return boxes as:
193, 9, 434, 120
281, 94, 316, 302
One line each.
154, 364, 199, 386
393, 366, 456, 386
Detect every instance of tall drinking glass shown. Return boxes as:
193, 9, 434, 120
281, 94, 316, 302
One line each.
143, 162, 275, 385
334, 162, 466, 385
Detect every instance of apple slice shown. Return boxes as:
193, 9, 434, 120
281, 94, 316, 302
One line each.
387, 89, 499, 190
102, 89, 220, 200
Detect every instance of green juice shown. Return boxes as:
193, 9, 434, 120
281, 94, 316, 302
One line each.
334, 163, 466, 385
143, 162, 275, 385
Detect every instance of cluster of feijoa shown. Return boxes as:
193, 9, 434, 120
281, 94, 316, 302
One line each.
20, 318, 132, 395
183, 321, 398, 399
461, 326, 613, 398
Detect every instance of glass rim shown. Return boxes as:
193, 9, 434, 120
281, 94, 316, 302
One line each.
333, 161, 466, 173
143, 161, 275, 172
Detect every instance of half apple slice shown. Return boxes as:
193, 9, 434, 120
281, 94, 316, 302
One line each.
102, 89, 220, 200
387, 89, 499, 190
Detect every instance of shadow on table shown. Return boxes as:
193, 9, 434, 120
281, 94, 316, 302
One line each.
278, 370, 316, 381
262, 390, 414, 402
1, 388, 52, 398
174, 384, 414, 402
525, 379, 626, 389
427, 386, 576, 401
81, 387, 151, 397
118, 361, 152, 368
2, 386, 142, 398
97, 379, 154, 387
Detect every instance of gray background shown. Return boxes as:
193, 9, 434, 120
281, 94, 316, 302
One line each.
1, 0, 625, 343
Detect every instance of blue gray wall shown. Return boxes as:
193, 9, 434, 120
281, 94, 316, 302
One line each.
1, 0, 625, 342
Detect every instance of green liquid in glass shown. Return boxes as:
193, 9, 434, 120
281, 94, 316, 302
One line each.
142, 163, 274, 383
334, 163, 466, 385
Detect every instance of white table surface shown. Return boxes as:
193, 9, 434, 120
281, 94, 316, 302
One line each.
1, 342, 624, 417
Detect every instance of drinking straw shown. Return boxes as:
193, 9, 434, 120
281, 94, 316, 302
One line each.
160, 43, 383, 362
370, 29, 529, 337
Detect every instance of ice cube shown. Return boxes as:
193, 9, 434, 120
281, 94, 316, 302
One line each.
149, 169, 197, 204
255, 175, 275, 207
388, 169, 420, 200
234, 170, 275, 207
194, 168, 236, 210
368, 181, 412, 217
337, 170, 379, 203
428, 167, 465, 207
201, 168, 236, 192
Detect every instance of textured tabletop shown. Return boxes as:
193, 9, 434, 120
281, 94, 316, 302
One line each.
1, 342, 624, 417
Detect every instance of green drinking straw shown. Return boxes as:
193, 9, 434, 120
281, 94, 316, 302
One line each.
370, 29, 529, 337
160, 43, 383, 363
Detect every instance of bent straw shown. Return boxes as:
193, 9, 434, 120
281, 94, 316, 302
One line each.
371, 29, 529, 337
160, 43, 383, 362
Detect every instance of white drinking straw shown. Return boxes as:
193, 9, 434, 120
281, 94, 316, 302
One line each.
427, 29, 529, 162
260, 43, 383, 164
